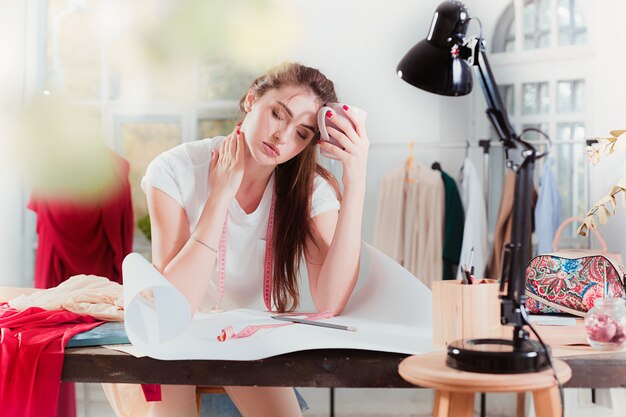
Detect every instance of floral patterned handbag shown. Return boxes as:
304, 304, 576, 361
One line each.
525, 217, 626, 317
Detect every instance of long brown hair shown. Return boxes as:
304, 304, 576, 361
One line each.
240, 62, 341, 312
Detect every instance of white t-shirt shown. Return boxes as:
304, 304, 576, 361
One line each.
141, 136, 340, 310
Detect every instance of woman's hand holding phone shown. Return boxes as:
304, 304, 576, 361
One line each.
209, 126, 245, 202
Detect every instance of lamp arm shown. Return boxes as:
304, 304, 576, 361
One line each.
469, 37, 538, 333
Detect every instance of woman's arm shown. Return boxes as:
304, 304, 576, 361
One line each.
147, 186, 230, 313
306, 106, 369, 315
305, 187, 364, 314
147, 130, 245, 313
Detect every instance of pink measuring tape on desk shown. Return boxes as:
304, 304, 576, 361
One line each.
214, 191, 334, 342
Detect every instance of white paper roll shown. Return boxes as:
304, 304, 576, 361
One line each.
122, 253, 191, 351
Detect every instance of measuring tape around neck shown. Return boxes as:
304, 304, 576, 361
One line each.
213, 191, 277, 312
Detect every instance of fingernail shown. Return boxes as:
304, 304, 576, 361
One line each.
343, 105, 349, 111
317, 139, 322, 144
236, 122, 242, 127
325, 110, 333, 118
236, 130, 240, 135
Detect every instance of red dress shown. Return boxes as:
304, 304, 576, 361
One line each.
28, 153, 134, 288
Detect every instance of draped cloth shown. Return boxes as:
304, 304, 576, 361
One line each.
27, 153, 133, 288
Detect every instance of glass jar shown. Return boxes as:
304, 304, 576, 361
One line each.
584, 298, 626, 350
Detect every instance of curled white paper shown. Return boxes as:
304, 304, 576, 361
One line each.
122, 253, 191, 352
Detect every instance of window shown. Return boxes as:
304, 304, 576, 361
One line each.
557, 79, 585, 113
522, 82, 549, 114
493, 0, 587, 52
524, 0, 551, 50
488, 0, 590, 246
558, 0, 587, 46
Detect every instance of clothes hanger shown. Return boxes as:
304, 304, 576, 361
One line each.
405, 142, 417, 183
519, 128, 552, 161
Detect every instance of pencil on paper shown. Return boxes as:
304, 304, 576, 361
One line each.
271, 316, 357, 332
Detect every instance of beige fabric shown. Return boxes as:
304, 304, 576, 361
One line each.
8, 274, 124, 321
0, 287, 40, 303
373, 162, 444, 288
373, 165, 406, 262
487, 172, 537, 280
102, 384, 152, 417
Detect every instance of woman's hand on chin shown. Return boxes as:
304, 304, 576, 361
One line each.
209, 127, 246, 201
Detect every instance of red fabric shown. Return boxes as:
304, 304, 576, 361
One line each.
28, 153, 134, 289
0, 305, 101, 417
57, 383, 76, 417
141, 384, 162, 402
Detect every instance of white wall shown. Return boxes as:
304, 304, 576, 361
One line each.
588, 0, 626, 257
0, 1, 28, 286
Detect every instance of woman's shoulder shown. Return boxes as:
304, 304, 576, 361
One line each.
142, 137, 225, 201
160, 136, 225, 168
310, 172, 341, 217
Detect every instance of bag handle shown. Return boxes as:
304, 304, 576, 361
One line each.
552, 216, 608, 252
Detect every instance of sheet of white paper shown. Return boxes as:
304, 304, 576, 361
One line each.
123, 243, 434, 360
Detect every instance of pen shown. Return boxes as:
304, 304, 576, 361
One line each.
271, 316, 357, 332
467, 246, 475, 284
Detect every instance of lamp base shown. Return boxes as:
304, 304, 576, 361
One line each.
446, 338, 550, 374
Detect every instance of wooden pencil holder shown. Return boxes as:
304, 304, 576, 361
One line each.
432, 279, 502, 347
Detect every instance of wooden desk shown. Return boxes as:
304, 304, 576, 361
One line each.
61, 347, 626, 389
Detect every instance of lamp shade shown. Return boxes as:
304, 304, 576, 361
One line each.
397, 1, 473, 96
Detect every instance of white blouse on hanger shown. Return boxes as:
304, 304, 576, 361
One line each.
457, 158, 489, 280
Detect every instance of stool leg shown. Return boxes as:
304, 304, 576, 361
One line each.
449, 392, 475, 417
532, 386, 561, 417
434, 390, 474, 417
515, 392, 526, 417
434, 391, 451, 417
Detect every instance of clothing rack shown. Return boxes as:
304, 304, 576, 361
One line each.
369, 138, 598, 236
367, 139, 594, 148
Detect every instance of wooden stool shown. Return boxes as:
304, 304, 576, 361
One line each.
398, 352, 571, 417
195, 386, 227, 413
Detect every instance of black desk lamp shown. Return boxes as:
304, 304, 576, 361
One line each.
397, 0, 550, 374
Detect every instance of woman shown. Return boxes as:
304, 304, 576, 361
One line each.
142, 62, 368, 416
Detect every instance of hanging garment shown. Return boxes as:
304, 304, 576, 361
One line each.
534, 157, 562, 254
457, 159, 489, 280
439, 170, 465, 280
487, 171, 538, 280
457, 158, 489, 279
374, 162, 444, 287
0, 305, 101, 417
28, 152, 133, 289
373, 166, 407, 264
